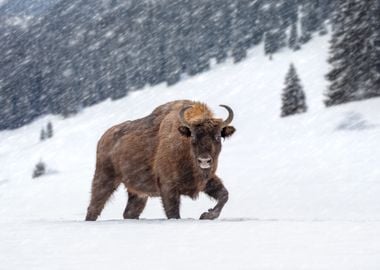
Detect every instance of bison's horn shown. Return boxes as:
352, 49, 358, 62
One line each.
220, 105, 234, 127
179, 105, 192, 128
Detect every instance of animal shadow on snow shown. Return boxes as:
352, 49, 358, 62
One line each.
0, 179, 9, 187
336, 111, 377, 131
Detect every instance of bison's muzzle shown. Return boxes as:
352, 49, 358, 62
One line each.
197, 155, 212, 169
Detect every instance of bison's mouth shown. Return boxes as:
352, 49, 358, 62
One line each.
199, 163, 211, 169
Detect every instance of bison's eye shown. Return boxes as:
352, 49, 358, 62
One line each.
215, 134, 221, 142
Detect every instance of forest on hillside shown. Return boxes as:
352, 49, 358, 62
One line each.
0, 0, 378, 131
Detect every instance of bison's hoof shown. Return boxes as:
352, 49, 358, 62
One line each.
200, 210, 219, 220
85, 216, 96, 221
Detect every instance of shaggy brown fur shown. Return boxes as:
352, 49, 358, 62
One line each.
85, 100, 235, 220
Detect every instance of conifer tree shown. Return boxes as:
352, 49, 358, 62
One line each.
325, 0, 378, 106
46, 122, 53, 138
32, 161, 46, 178
281, 64, 307, 117
209, 0, 232, 63
318, 22, 328, 36
264, 32, 273, 58
230, 0, 251, 63
368, 0, 380, 98
288, 23, 300, 51
299, 1, 321, 44
324, 2, 353, 106
264, 2, 287, 56
40, 128, 46, 141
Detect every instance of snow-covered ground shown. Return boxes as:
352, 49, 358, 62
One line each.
1, 35, 380, 269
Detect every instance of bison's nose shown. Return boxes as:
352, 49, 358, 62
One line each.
197, 155, 212, 169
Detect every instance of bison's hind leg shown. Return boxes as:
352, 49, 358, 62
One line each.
123, 192, 148, 219
85, 167, 120, 221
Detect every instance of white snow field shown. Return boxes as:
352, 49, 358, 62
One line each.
1, 35, 380, 269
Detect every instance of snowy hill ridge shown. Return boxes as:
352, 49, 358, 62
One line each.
1, 35, 380, 270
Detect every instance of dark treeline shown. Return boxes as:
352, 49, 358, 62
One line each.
0, 0, 333, 130
325, 0, 380, 106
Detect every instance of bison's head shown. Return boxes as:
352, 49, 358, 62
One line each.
178, 105, 235, 172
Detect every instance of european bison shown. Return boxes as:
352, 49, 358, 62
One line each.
85, 100, 235, 220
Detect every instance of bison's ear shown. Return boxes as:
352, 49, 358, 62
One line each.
221, 126, 236, 138
178, 126, 192, 137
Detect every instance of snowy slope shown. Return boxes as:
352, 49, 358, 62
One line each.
1, 35, 380, 269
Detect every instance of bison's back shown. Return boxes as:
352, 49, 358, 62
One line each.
95, 100, 192, 196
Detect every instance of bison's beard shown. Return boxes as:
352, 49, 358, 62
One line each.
201, 168, 212, 180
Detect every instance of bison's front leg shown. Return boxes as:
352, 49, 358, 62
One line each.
200, 176, 229, 220
160, 184, 181, 219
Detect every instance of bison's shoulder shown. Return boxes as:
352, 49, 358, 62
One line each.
97, 100, 196, 152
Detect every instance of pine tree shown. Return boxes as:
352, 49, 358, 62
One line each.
230, 0, 251, 63
208, 0, 232, 63
368, 0, 380, 98
324, 2, 352, 106
264, 32, 272, 57
280, 0, 298, 26
40, 128, 46, 141
318, 22, 328, 36
161, 0, 182, 86
299, 0, 322, 44
32, 161, 46, 179
263, 2, 287, 56
185, 0, 211, 76
325, 0, 378, 106
281, 64, 307, 117
288, 22, 300, 51
46, 122, 53, 138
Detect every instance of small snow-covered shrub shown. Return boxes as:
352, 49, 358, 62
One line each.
32, 161, 46, 179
